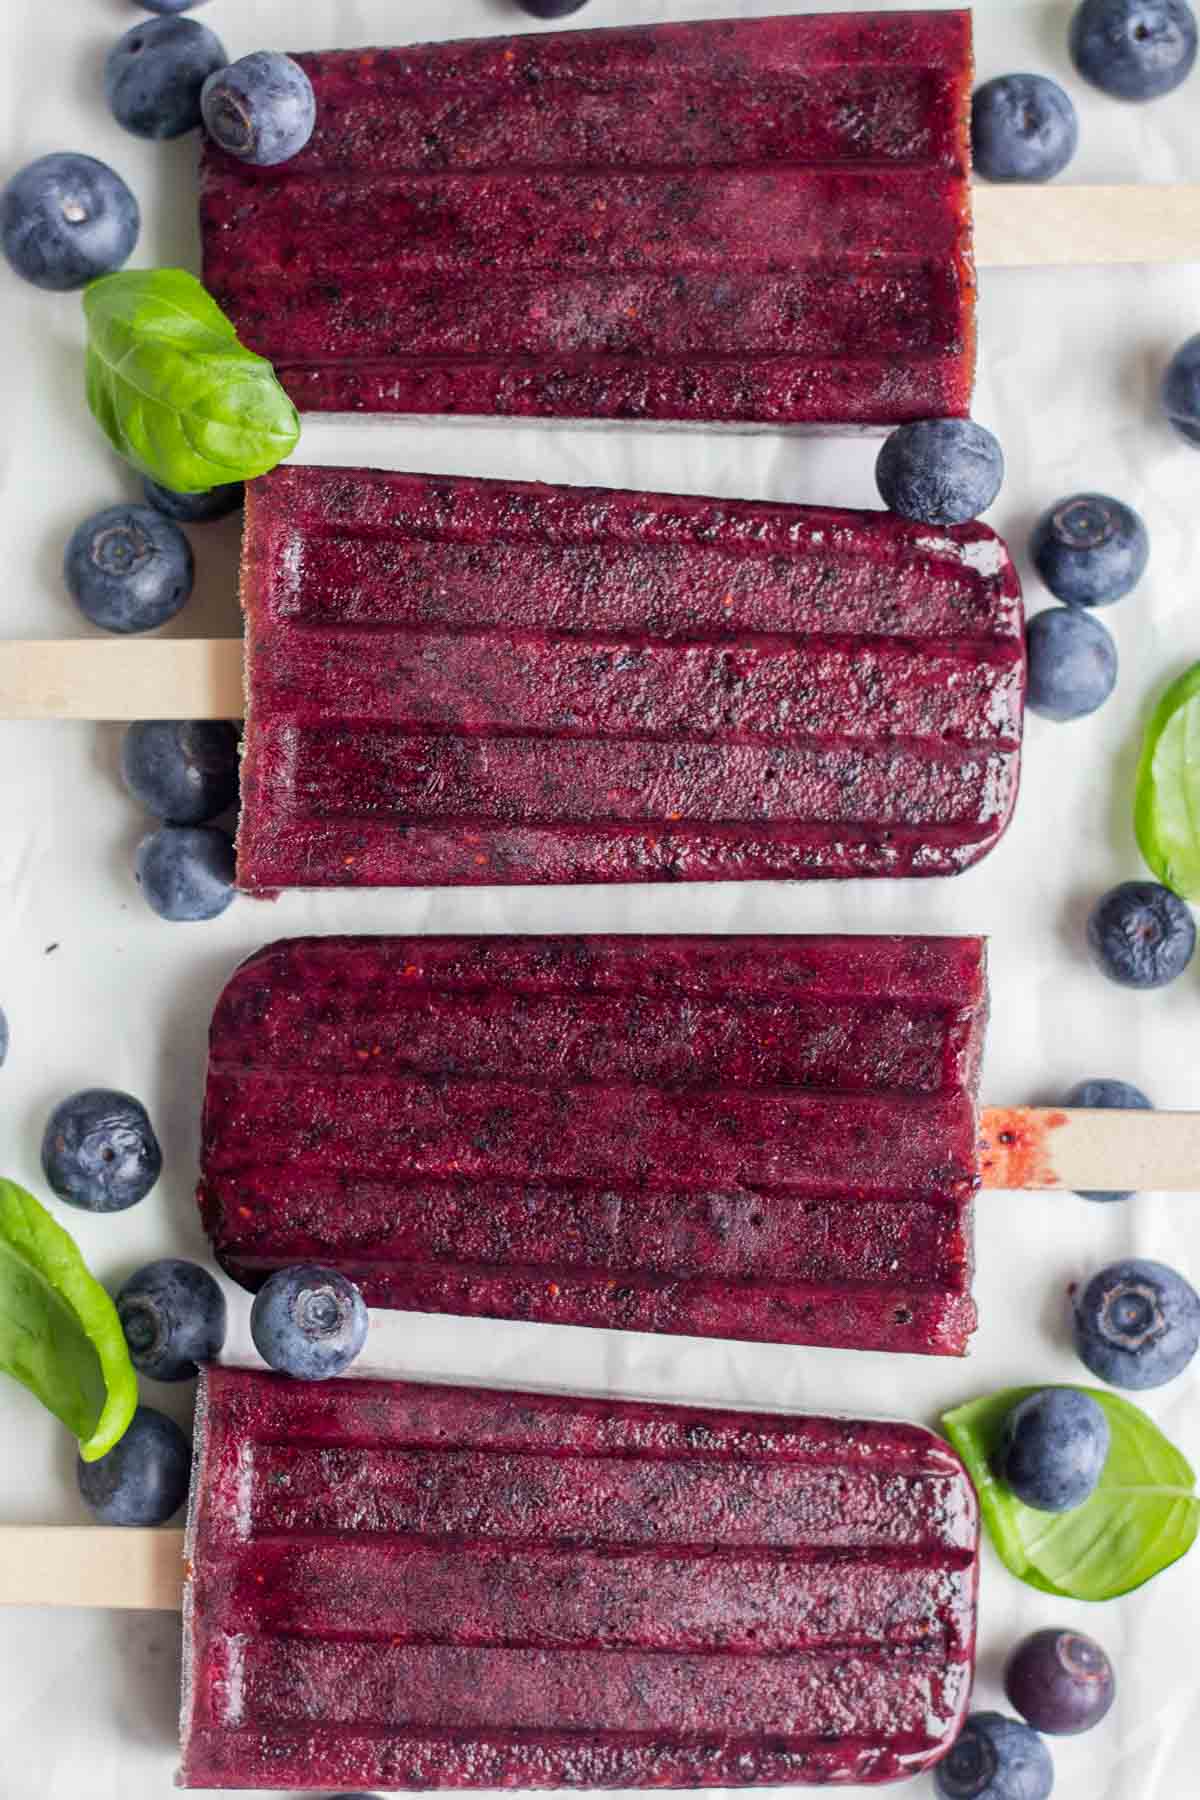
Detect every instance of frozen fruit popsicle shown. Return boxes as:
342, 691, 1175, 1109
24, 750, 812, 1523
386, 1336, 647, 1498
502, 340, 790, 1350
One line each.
236, 465, 1024, 891
179, 1365, 979, 1790
199, 11, 976, 429
200, 933, 987, 1357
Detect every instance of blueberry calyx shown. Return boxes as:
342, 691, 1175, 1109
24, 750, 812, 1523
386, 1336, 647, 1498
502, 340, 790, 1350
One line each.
1095, 1275, 1167, 1350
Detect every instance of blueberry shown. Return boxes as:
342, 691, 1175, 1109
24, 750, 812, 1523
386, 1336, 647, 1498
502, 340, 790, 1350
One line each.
972, 76, 1079, 183
1070, 0, 1198, 100
1162, 333, 1200, 447
1, 153, 139, 291
121, 721, 239, 825
997, 1388, 1109, 1513
135, 2, 210, 12
1031, 493, 1149, 607
875, 419, 1004, 525
136, 824, 236, 921
64, 504, 193, 635
105, 16, 228, 140
0, 1007, 7, 1067
41, 1088, 162, 1213
251, 1265, 368, 1380
517, 1, 590, 16
1072, 1258, 1200, 1388
1087, 879, 1196, 988
201, 53, 316, 167
1005, 1629, 1115, 1736
935, 1713, 1054, 1800
1063, 1078, 1153, 1202
116, 1258, 227, 1382
142, 476, 243, 523
77, 1406, 191, 1526
1025, 607, 1117, 722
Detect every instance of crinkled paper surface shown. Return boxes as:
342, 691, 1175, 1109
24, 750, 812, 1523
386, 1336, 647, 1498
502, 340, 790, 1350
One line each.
1, 2, 1199, 1796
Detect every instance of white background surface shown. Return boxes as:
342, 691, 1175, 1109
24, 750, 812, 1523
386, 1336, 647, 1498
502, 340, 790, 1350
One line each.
1, 1, 1199, 1796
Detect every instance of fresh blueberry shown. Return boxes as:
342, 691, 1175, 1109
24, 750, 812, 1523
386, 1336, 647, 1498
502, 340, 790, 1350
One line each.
935, 1713, 1054, 1800
996, 1388, 1109, 1513
121, 721, 239, 825
1087, 880, 1196, 988
972, 76, 1079, 183
64, 504, 193, 635
1005, 1629, 1115, 1736
1025, 607, 1117, 722
142, 476, 243, 523
1072, 1257, 1200, 1388
116, 1259, 227, 1382
1064, 1078, 1153, 1202
136, 824, 236, 921
251, 1265, 369, 1381
135, 2, 210, 12
77, 1406, 191, 1526
201, 53, 316, 167
1, 153, 139, 292
1070, 0, 1198, 100
1030, 493, 1149, 607
0, 1007, 7, 1067
105, 16, 228, 140
875, 419, 1004, 525
517, 1, 590, 16
42, 1088, 162, 1213
1162, 333, 1200, 447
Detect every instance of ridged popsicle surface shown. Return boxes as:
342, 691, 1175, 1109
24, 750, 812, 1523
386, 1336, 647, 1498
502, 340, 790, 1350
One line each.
199, 932, 986, 1355
236, 466, 1024, 892
179, 1366, 979, 1789
199, 11, 976, 427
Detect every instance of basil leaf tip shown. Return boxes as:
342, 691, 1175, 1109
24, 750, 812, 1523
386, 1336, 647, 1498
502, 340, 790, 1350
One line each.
0, 1177, 138, 1462
1135, 660, 1200, 899
83, 267, 300, 494
943, 1383, 1198, 1601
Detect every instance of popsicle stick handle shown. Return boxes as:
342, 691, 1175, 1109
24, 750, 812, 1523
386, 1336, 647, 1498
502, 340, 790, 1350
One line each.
0, 640, 243, 721
974, 184, 1200, 268
981, 1106, 1200, 1192
0, 1526, 185, 1610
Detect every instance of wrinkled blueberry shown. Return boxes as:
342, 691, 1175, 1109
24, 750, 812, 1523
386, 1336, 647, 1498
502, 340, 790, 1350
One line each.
517, 0, 590, 16
1005, 1628, 1115, 1736
1087, 880, 1195, 987
64, 504, 193, 635
142, 476, 243, 522
1025, 607, 1117, 721
201, 52, 316, 166
875, 419, 1004, 525
972, 75, 1079, 182
77, 1406, 191, 1526
1031, 493, 1149, 606
1064, 1078, 1153, 1202
41, 1088, 162, 1213
136, 824, 236, 921
116, 1259, 227, 1382
1073, 1257, 1200, 1388
105, 16, 228, 139
251, 1265, 368, 1381
1162, 333, 1200, 447
1, 153, 139, 291
935, 1713, 1054, 1800
1070, 0, 1198, 100
121, 721, 239, 825
997, 1388, 1109, 1513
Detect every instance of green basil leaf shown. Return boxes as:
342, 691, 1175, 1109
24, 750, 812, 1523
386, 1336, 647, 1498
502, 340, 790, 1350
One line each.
1135, 660, 1200, 898
0, 1178, 138, 1462
83, 268, 300, 493
943, 1384, 1198, 1601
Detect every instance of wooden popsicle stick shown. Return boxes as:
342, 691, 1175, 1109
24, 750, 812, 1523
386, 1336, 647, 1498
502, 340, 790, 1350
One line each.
974, 183, 1200, 268
0, 640, 243, 721
0, 1526, 185, 1610
981, 1107, 1200, 1191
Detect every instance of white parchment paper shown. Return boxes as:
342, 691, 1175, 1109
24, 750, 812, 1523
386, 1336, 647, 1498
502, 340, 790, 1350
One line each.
1, 2, 1199, 1796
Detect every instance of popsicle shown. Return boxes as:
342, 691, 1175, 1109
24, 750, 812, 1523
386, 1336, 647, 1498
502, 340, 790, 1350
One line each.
200, 11, 978, 429
178, 1365, 979, 1790
200, 933, 988, 1357
236, 464, 1025, 891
